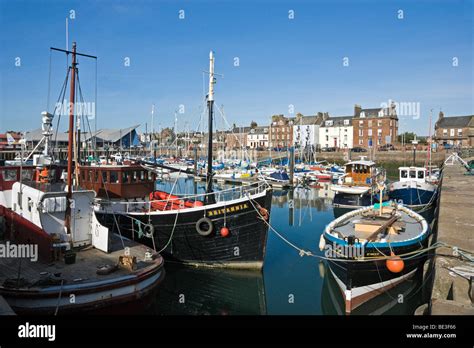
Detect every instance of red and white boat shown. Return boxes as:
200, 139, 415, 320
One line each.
0, 42, 165, 315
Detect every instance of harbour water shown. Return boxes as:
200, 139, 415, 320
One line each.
149, 177, 431, 315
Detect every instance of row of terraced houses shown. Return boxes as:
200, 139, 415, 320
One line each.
226, 104, 474, 150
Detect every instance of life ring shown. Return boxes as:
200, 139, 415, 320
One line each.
196, 217, 213, 236
144, 224, 154, 238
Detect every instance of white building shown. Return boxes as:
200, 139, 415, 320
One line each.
319, 116, 354, 149
293, 115, 323, 150
247, 126, 269, 149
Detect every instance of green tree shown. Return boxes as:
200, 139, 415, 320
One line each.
398, 132, 417, 143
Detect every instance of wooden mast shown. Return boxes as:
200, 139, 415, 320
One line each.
65, 42, 77, 235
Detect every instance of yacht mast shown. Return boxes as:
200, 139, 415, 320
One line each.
206, 51, 215, 202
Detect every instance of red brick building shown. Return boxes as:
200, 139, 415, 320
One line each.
269, 115, 294, 148
352, 104, 398, 148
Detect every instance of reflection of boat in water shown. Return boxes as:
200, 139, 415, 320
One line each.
320, 202, 429, 314
321, 263, 423, 315
153, 264, 266, 315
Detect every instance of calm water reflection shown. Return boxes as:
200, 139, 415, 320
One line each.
152, 178, 430, 315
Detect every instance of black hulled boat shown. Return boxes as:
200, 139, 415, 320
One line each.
80, 51, 273, 270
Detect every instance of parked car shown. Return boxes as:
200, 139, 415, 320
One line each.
351, 147, 367, 153
322, 147, 337, 152
378, 144, 395, 151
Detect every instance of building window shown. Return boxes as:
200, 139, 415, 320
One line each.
359, 139, 363, 145
450, 129, 455, 137
458, 129, 462, 136
443, 129, 447, 136
326, 135, 329, 141
359, 129, 363, 137
359, 120, 364, 126
377, 129, 382, 136
378, 120, 382, 127
390, 120, 393, 127
390, 129, 392, 137
368, 129, 373, 136
368, 120, 372, 127
360, 112, 366, 118
344, 119, 350, 126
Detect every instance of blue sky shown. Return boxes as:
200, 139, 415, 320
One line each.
1, 0, 472, 135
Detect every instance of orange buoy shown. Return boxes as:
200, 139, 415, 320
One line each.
220, 226, 230, 237
386, 251, 404, 273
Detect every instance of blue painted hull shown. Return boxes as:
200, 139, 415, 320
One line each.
388, 187, 436, 206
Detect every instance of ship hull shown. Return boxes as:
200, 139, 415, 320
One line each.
323, 234, 428, 314
95, 189, 273, 270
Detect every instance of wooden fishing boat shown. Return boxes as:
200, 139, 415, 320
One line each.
79, 51, 273, 270
0, 42, 165, 314
319, 201, 429, 314
331, 159, 384, 208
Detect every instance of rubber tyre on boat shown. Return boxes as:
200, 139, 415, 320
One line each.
196, 217, 214, 236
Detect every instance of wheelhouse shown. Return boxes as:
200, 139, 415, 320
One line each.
78, 165, 156, 199
398, 167, 426, 183
341, 160, 376, 187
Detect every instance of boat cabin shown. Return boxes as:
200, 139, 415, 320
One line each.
398, 167, 427, 183
341, 160, 376, 187
79, 165, 156, 199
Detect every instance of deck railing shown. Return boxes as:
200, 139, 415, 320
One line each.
99, 181, 270, 213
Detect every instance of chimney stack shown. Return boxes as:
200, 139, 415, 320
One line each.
354, 104, 362, 117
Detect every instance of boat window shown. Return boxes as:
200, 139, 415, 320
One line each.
140, 171, 145, 181
95, 170, 99, 183
102, 171, 108, 183
362, 166, 368, 174
89, 170, 94, 183
122, 171, 129, 183
21, 169, 33, 181
81, 170, 86, 182
409, 170, 416, 178
417, 171, 424, 179
401, 170, 408, 178
131, 171, 138, 183
110, 171, 119, 183
2, 169, 17, 181
50, 169, 56, 179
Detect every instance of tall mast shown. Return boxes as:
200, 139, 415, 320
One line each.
206, 50, 215, 202
66, 42, 77, 235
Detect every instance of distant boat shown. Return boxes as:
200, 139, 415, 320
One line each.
319, 202, 429, 314
388, 166, 438, 208
331, 159, 384, 208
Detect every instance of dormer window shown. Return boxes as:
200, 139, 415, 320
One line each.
378, 110, 384, 117
344, 119, 349, 126
360, 112, 366, 118
325, 121, 333, 126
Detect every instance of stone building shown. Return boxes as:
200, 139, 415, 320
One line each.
269, 115, 294, 149
434, 112, 474, 147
